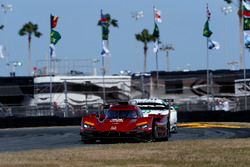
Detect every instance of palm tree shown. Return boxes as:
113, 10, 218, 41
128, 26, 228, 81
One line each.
19, 22, 42, 75
135, 29, 154, 73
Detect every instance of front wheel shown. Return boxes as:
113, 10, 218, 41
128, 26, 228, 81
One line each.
164, 122, 170, 141
145, 131, 154, 142
162, 119, 170, 141
82, 139, 94, 144
81, 136, 94, 144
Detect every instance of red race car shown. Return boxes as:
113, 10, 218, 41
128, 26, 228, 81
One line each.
80, 102, 170, 143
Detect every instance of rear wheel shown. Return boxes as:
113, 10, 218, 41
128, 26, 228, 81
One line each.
171, 126, 178, 134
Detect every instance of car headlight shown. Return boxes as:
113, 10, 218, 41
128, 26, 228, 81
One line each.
136, 121, 148, 129
82, 121, 95, 129
83, 124, 94, 128
137, 124, 148, 129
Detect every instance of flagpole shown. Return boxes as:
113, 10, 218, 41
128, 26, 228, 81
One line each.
206, 38, 210, 111
156, 50, 159, 87
204, 3, 211, 111
242, 11, 247, 111
242, 1, 248, 111
153, 6, 159, 87
100, 9, 106, 104
243, 48, 247, 110
49, 42, 53, 115
102, 55, 106, 104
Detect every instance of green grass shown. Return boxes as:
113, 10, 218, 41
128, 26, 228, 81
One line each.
0, 138, 250, 167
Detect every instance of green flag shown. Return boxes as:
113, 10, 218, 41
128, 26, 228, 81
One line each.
153, 22, 160, 38
244, 17, 250, 31
203, 20, 212, 38
102, 26, 109, 40
50, 29, 61, 45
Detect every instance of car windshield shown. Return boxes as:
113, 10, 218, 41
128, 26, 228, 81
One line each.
106, 110, 138, 119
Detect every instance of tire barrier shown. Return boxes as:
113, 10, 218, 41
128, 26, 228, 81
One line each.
0, 116, 82, 129
1, 111, 250, 129
178, 111, 250, 123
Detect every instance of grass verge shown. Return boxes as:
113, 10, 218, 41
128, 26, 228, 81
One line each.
0, 138, 250, 167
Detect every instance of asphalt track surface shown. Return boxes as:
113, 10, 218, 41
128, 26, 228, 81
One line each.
0, 125, 250, 152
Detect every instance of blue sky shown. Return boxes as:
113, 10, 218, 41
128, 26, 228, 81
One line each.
0, 0, 246, 76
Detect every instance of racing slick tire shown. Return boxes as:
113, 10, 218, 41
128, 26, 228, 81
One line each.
81, 136, 94, 144
171, 126, 178, 134
82, 139, 94, 144
164, 121, 171, 141
153, 120, 170, 142
146, 131, 154, 142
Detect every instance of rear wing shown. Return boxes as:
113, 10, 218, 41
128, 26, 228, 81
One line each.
162, 99, 174, 107
162, 99, 174, 103
98, 101, 130, 114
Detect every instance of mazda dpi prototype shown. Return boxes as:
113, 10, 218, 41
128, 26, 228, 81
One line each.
80, 102, 170, 143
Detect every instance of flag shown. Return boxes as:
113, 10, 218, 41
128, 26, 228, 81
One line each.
243, 0, 250, 10
154, 7, 162, 23
153, 22, 160, 38
243, 0, 250, 17
244, 31, 250, 48
101, 40, 111, 56
100, 10, 109, 40
102, 26, 109, 40
208, 39, 220, 50
50, 44, 56, 58
153, 40, 159, 53
203, 20, 213, 37
152, 21, 160, 53
0, 45, 5, 59
50, 14, 59, 29
244, 17, 250, 30
0, 25, 4, 30
131, 11, 144, 20
50, 29, 61, 45
100, 10, 108, 26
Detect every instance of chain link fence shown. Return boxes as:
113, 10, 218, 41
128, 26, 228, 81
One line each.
1, 96, 250, 118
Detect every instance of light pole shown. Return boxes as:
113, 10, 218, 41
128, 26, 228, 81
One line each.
1, 4, 13, 14
1, 4, 12, 70
0, 4, 13, 33
1, 4, 13, 29
221, 5, 232, 58
227, 61, 239, 70
6, 61, 22, 76
159, 44, 175, 72
92, 58, 100, 76
221, 5, 232, 15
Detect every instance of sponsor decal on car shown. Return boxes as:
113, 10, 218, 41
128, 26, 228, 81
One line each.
110, 126, 117, 130
110, 119, 124, 123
